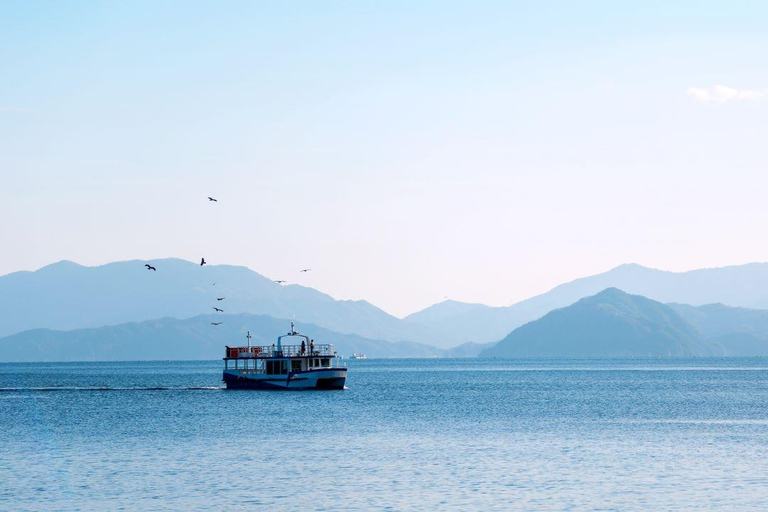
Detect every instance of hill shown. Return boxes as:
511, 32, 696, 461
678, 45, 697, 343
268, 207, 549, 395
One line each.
0, 259, 444, 346
0, 313, 446, 362
669, 303, 768, 356
408, 262, 768, 344
480, 288, 720, 358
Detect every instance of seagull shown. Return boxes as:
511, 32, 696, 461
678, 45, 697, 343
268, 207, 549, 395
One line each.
213, 307, 224, 312
217, 297, 225, 301
144, 264, 156, 271
274, 280, 286, 284
208, 197, 217, 202
211, 322, 222, 326
200, 258, 206, 266
300, 269, 311, 273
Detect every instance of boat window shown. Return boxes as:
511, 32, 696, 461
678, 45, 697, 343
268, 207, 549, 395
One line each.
291, 360, 302, 371
281, 361, 288, 374
266, 361, 274, 374
321, 358, 330, 367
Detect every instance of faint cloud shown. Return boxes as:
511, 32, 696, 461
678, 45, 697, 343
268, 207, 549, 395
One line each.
686, 85, 766, 103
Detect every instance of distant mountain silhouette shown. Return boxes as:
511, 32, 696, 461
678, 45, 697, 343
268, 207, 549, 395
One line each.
0, 259, 444, 346
9, 259, 768, 353
443, 342, 489, 358
0, 313, 446, 362
669, 303, 768, 356
408, 262, 768, 344
481, 288, 721, 358
403, 300, 512, 345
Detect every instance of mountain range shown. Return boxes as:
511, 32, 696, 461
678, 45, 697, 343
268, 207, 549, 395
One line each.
669, 303, 768, 356
7, 288, 768, 361
408, 262, 768, 344
5, 258, 768, 360
480, 289, 768, 358
0, 314, 447, 362
481, 289, 721, 357
0, 259, 445, 346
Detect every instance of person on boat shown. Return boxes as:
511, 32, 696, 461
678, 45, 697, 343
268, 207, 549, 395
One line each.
301, 340, 306, 355
310, 339, 314, 355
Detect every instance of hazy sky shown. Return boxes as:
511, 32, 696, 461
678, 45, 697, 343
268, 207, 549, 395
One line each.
2, 1, 767, 317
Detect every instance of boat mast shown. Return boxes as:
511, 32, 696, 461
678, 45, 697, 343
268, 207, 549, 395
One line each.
247, 331, 252, 349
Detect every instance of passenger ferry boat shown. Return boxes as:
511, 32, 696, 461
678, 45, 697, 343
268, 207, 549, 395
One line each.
222, 322, 347, 390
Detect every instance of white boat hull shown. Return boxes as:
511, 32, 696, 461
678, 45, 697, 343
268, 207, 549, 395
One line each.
223, 368, 347, 390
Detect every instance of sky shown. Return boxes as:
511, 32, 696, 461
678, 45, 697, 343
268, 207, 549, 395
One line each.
1, 1, 767, 317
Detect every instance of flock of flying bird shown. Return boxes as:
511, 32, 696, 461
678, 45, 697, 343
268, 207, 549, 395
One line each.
143, 196, 312, 328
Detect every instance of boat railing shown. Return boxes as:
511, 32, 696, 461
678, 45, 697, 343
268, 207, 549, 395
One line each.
225, 344, 336, 359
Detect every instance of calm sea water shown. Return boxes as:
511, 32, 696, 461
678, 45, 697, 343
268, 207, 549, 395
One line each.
2, 358, 768, 511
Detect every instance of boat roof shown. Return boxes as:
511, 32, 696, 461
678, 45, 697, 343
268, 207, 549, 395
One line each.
224, 321, 339, 359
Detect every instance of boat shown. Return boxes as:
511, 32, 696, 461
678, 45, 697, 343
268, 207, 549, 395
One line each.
348, 353, 367, 360
222, 322, 347, 390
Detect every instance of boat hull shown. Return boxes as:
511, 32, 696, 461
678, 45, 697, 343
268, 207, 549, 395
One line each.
222, 368, 347, 390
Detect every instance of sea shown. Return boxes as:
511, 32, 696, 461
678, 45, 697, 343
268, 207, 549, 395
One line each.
2, 358, 768, 511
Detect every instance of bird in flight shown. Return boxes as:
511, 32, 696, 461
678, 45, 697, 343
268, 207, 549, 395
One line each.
300, 269, 311, 273
144, 264, 156, 271
274, 280, 286, 284
211, 322, 222, 326
213, 307, 224, 312
200, 258, 207, 266
208, 197, 217, 202
217, 297, 225, 301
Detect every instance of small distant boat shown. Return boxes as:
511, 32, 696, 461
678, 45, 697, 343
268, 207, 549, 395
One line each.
348, 353, 367, 360
222, 322, 347, 390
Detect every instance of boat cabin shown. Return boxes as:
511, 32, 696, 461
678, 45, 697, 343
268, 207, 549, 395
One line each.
223, 323, 342, 375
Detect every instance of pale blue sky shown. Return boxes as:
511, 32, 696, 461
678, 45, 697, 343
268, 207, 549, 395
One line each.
2, 1, 767, 316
